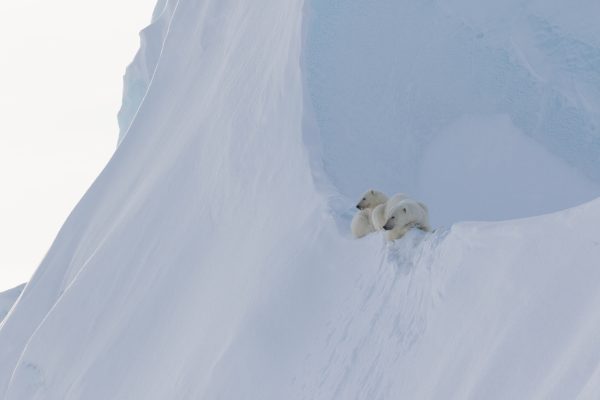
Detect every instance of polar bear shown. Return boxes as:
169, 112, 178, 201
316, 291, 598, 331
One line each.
351, 209, 375, 238
356, 190, 411, 230
371, 193, 411, 230
356, 189, 389, 211
353, 190, 428, 238
382, 199, 431, 241
351, 189, 386, 238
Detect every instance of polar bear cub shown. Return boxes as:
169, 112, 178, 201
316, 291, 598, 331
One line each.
382, 199, 431, 241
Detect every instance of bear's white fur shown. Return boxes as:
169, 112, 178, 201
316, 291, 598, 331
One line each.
353, 190, 429, 239
382, 199, 431, 241
356, 189, 388, 211
371, 204, 387, 230
351, 209, 375, 238
371, 193, 411, 230
353, 189, 388, 237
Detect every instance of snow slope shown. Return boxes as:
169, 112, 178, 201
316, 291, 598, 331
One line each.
297, 200, 600, 399
2, 0, 600, 399
0, 285, 24, 324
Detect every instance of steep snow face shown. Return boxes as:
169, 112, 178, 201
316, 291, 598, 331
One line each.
304, 0, 600, 224
2, 0, 600, 399
0, 0, 335, 398
0, 284, 24, 324
117, 0, 177, 144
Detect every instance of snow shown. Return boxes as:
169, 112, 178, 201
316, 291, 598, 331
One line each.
0, 285, 24, 324
297, 201, 600, 399
1, 0, 600, 398
117, 0, 177, 144
304, 0, 600, 224
418, 114, 599, 225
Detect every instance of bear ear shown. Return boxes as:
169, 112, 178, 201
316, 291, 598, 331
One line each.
402, 207, 407, 213
370, 189, 374, 194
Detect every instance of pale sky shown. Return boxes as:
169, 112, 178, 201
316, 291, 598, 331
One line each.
0, 0, 157, 291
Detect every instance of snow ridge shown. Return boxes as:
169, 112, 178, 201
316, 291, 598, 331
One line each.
0, 285, 25, 325
117, 0, 179, 144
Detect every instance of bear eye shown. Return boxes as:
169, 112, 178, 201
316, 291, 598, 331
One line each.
362, 198, 366, 201
391, 216, 395, 219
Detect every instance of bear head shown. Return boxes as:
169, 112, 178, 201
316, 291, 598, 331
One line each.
382, 205, 407, 230
356, 189, 388, 210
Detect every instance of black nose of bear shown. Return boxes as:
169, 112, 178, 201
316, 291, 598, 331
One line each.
356, 205, 361, 210
383, 225, 390, 230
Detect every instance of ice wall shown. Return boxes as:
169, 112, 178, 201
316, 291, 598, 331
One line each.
304, 0, 600, 225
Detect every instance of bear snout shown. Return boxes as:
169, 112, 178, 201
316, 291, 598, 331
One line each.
356, 204, 362, 210
383, 224, 391, 230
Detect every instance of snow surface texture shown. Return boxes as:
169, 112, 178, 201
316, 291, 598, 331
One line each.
2, 0, 600, 399
0, 285, 24, 324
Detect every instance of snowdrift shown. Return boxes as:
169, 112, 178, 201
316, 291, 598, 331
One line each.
2, 0, 600, 399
